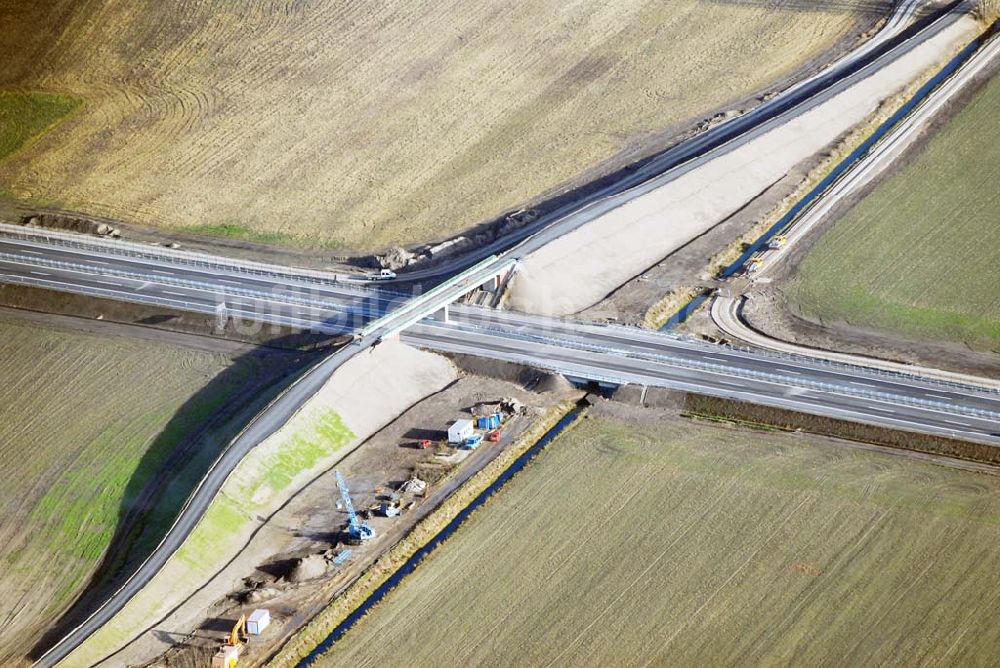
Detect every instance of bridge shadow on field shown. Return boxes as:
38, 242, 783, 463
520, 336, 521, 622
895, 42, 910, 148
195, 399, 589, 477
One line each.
30, 321, 347, 661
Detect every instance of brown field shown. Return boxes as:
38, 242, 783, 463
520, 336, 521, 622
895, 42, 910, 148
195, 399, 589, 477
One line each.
316, 414, 1000, 666
0, 313, 297, 664
0, 0, 874, 251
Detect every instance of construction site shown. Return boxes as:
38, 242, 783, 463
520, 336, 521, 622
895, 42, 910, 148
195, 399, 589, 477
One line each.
125, 360, 575, 668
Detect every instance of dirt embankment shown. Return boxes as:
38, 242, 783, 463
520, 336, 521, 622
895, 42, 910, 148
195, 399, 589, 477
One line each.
684, 393, 1000, 466
741, 289, 1000, 379
506, 16, 979, 318
737, 54, 1000, 378
62, 341, 457, 667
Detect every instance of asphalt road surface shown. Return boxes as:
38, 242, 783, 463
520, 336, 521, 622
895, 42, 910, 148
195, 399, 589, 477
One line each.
2, 232, 997, 446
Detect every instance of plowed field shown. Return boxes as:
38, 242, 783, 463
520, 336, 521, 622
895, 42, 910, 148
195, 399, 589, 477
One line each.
317, 415, 1000, 666
0, 0, 873, 251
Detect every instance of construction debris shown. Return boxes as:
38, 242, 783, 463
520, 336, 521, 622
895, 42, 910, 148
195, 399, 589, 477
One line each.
472, 396, 525, 418
399, 476, 427, 496
286, 554, 329, 583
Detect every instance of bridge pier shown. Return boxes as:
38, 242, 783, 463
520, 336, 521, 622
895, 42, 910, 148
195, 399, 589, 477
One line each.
430, 304, 450, 323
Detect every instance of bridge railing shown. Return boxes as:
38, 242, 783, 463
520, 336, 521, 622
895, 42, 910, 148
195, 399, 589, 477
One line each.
360, 255, 516, 339
439, 321, 1000, 422
0, 222, 409, 297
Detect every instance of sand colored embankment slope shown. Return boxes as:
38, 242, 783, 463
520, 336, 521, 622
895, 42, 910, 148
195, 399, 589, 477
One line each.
506, 16, 979, 317
60, 342, 456, 668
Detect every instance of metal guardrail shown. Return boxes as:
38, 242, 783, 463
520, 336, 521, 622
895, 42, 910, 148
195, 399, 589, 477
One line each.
5, 240, 993, 398
0, 222, 410, 298
708, 336, 999, 395
0, 251, 371, 314
516, 314, 999, 396
360, 254, 515, 339
12, 268, 966, 424
0, 272, 354, 335
444, 321, 1000, 421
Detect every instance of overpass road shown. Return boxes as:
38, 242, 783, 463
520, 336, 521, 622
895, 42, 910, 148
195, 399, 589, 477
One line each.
1, 227, 997, 448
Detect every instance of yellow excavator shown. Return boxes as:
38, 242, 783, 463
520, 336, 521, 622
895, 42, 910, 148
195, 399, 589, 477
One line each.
212, 615, 248, 668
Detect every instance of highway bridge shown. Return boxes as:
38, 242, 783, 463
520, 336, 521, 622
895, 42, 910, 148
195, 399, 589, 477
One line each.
19, 2, 997, 663
2, 223, 997, 446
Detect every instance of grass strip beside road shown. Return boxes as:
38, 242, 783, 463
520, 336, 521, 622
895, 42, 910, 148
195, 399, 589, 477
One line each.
63, 403, 356, 666
683, 393, 1000, 465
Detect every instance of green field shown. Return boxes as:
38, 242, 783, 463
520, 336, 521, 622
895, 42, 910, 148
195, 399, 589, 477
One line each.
317, 415, 1000, 666
785, 72, 1000, 351
0, 91, 79, 162
0, 315, 294, 664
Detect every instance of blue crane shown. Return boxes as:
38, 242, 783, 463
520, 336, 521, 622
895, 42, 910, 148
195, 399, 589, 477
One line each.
336, 470, 375, 542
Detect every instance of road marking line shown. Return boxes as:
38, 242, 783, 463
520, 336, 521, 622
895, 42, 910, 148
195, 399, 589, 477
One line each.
163, 290, 187, 297
22, 250, 43, 255
703, 355, 731, 362
91, 260, 110, 265
95, 280, 121, 287
219, 279, 242, 285
29, 270, 50, 276
850, 381, 877, 388
922, 392, 954, 400
942, 419, 970, 427
151, 269, 173, 275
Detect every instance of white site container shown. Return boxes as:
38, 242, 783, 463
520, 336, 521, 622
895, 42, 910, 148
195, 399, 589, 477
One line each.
448, 419, 474, 444
247, 608, 271, 635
